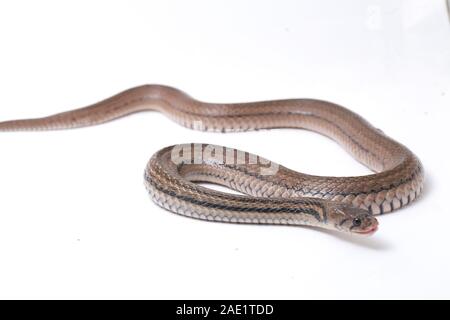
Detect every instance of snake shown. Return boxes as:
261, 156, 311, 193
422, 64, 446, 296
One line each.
0, 85, 424, 235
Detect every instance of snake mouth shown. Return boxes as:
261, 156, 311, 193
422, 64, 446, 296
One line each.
354, 225, 378, 235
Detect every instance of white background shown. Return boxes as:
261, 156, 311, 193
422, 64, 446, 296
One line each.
0, 0, 449, 299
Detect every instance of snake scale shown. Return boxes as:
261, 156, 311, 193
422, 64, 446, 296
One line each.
0, 85, 424, 234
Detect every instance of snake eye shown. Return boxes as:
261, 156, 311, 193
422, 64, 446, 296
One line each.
352, 217, 362, 227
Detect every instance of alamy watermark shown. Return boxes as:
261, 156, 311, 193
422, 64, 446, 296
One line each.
171, 143, 279, 176
365, 5, 382, 30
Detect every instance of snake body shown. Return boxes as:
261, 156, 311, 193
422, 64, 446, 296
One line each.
0, 85, 424, 234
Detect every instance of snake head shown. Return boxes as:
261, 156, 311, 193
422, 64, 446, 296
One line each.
327, 203, 378, 235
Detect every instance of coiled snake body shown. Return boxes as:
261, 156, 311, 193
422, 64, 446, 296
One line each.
0, 85, 424, 234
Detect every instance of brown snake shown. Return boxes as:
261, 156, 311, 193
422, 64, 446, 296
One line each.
0, 85, 424, 234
